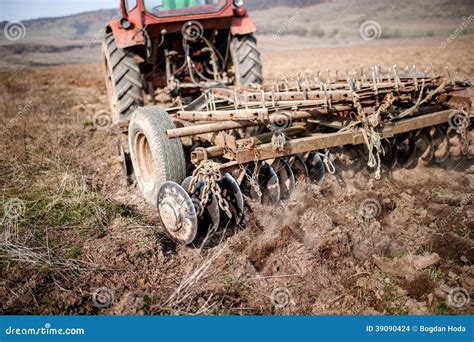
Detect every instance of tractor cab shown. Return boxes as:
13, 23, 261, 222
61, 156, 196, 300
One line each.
104, 0, 262, 127
145, 0, 227, 17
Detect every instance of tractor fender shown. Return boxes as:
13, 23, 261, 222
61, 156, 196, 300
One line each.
108, 20, 145, 49
230, 14, 257, 35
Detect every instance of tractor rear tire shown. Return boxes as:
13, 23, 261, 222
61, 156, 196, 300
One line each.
103, 32, 144, 127
231, 34, 263, 86
129, 107, 186, 205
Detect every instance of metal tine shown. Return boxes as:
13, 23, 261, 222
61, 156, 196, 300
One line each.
352, 71, 361, 91
205, 92, 210, 111
210, 89, 216, 111
297, 73, 304, 92
315, 70, 322, 90
323, 82, 329, 108
271, 85, 276, 107
392, 65, 400, 92
353, 72, 359, 91
445, 66, 454, 84
261, 90, 266, 109
374, 65, 380, 83
233, 89, 238, 110
413, 64, 419, 91
371, 70, 377, 90
284, 77, 289, 92
372, 70, 379, 107
244, 89, 248, 109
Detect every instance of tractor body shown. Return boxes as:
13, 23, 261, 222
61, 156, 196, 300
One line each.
103, 0, 262, 127
102, 1, 473, 248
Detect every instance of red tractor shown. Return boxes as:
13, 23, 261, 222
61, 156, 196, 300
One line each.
103, 0, 262, 128
102, 1, 472, 247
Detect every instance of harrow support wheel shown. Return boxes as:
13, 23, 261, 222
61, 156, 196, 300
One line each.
157, 182, 198, 245
103, 32, 144, 127
230, 34, 263, 86
129, 107, 186, 205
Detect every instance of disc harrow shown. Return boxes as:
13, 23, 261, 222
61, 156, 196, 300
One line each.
147, 66, 473, 246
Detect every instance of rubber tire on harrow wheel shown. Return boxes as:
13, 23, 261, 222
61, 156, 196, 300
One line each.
103, 32, 144, 126
129, 107, 186, 206
230, 34, 263, 86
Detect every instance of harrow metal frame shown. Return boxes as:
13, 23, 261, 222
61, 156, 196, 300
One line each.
164, 75, 472, 172
136, 69, 473, 246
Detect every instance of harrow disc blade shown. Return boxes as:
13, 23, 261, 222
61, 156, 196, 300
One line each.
396, 133, 418, 169
182, 177, 221, 235
243, 162, 281, 205
306, 151, 325, 185
157, 181, 198, 245
258, 162, 281, 206
381, 139, 398, 170
272, 158, 296, 201
430, 126, 451, 163
288, 154, 309, 182
414, 129, 435, 166
219, 173, 244, 229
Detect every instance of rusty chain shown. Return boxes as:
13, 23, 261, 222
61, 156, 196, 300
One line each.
189, 160, 233, 218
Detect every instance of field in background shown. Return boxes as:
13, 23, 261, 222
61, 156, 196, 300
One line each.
1, 25, 473, 314
1, 0, 474, 68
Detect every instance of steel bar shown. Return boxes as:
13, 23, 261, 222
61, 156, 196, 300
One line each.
233, 109, 458, 164
167, 111, 313, 138
190, 126, 307, 163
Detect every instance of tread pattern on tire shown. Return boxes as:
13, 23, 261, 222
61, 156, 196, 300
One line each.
231, 34, 263, 86
103, 32, 144, 125
129, 107, 186, 205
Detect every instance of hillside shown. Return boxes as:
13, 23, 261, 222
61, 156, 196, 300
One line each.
0, 0, 473, 68
0, 0, 472, 44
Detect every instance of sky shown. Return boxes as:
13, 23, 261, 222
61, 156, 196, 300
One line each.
0, 0, 118, 22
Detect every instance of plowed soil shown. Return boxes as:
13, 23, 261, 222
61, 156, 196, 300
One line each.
1, 36, 473, 315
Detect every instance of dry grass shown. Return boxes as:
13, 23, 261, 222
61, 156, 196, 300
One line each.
0, 36, 473, 315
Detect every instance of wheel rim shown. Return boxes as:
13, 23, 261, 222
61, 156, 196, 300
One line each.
135, 132, 157, 187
